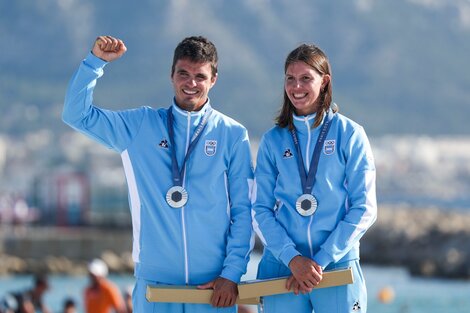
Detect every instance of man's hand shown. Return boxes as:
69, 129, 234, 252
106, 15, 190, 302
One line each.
288, 255, 323, 293
197, 277, 238, 307
92, 35, 127, 62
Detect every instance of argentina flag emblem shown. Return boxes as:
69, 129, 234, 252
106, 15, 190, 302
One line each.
204, 140, 217, 156
324, 140, 335, 155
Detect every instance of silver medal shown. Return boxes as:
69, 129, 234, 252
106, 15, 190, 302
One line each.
295, 194, 318, 217
166, 186, 188, 208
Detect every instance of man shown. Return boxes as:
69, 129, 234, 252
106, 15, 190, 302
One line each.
12, 274, 51, 313
84, 259, 125, 313
63, 35, 254, 312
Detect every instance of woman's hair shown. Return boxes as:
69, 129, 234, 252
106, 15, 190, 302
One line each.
275, 43, 335, 129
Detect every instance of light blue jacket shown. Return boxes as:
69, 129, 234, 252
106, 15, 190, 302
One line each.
252, 110, 377, 269
63, 53, 254, 284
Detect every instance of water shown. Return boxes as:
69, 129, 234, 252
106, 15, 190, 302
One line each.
364, 266, 470, 313
0, 274, 134, 312
1, 261, 470, 313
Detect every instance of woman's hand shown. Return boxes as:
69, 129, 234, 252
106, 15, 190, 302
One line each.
288, 255, 323, 293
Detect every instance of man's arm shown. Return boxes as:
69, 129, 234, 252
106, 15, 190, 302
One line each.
221, 129, 254, 283
198, 128, 254, 307
63, 36, 143, 152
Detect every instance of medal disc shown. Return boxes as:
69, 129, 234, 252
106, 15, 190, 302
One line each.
166, 186, 188, 208
295, 194, 318, 216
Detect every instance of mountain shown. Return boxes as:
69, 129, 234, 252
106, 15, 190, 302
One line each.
1, 0, 470, 138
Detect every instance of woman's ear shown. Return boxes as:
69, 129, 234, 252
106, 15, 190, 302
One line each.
321, 74, 331, 90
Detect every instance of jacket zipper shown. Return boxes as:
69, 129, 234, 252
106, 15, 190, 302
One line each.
304, 117, 314, 258
182, 111, 191, 284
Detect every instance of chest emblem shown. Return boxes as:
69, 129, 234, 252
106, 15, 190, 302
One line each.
204, 140, 217, 156
283, 148, 293, 158
324, 140, 335, 155
158, 139, 169, 149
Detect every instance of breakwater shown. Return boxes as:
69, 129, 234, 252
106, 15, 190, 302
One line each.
361, 206, 470, 279
1, 206, 470, 279
0, 227, 134, 275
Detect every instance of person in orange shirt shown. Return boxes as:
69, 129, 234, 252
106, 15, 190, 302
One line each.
84, 259, 126, 313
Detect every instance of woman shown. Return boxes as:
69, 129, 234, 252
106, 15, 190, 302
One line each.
252, 43, 377, 312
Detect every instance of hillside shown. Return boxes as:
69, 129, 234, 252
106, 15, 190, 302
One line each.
1, 0, 470, 138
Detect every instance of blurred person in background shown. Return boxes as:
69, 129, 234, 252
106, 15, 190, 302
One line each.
252, 43, 377, 312
0, 293, 18, 313
63, 35, 253, 313
60, 298, 76, 313
122, 286, 132, 313
84, 259, 125, 313
11, 274, 51, 313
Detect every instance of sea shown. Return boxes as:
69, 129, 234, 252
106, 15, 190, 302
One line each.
1, 256, 470, 313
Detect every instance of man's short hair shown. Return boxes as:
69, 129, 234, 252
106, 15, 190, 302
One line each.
171, 36, 218, 78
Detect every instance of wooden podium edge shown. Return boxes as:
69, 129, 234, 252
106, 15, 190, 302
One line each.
146, 267, 353, 304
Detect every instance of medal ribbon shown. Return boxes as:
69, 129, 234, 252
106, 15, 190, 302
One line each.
167, 104, 213, 187
290, 110, 334, 195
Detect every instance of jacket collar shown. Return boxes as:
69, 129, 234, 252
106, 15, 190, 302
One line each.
292, 110, 330, 135
171, 98, 211, 127
292, 112, 316, 134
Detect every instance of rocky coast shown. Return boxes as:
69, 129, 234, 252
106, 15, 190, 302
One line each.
361, 206, 470, 279
1, 206, 469, 279
0, 227, 134, 275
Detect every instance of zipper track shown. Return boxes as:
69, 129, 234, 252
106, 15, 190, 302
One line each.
304, 117, 314, 257
308, 215, 314, 257
304, 117, 311, 171
181, 111, 191, 284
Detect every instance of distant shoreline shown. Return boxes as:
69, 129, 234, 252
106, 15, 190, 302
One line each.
1, 206, 470, 279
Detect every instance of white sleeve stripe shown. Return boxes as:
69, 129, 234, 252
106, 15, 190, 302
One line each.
350, 170, 377, 240
121, 150, 141, 263
224, 172, 230, 217
365, 171, 377, 211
